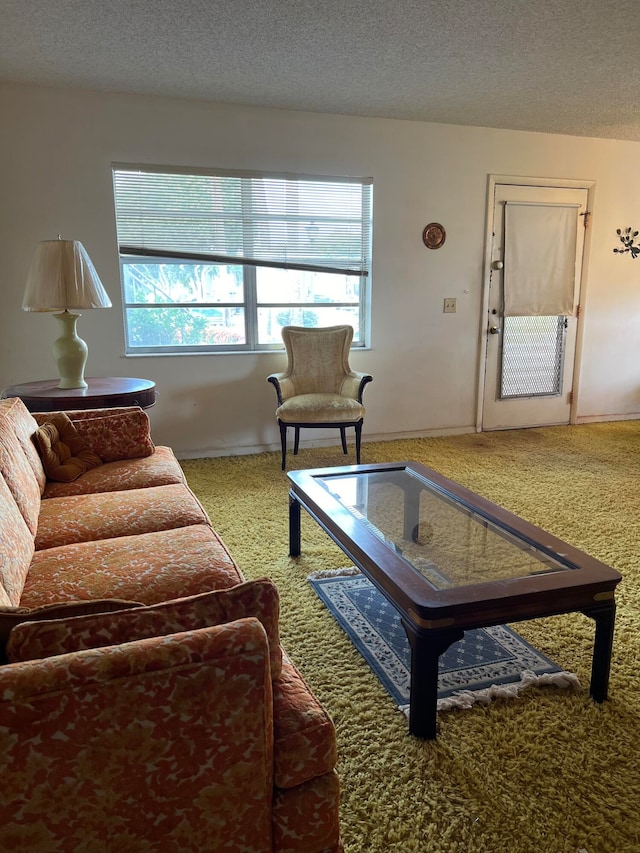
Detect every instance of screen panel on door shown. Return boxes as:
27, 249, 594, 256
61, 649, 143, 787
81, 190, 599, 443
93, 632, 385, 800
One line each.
500, 315, 566, 398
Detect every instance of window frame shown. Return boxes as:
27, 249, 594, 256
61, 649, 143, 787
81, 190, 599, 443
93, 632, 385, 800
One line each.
113, 163, 373, 354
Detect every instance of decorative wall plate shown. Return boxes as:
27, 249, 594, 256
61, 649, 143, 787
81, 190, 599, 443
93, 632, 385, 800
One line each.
422, 222, 446, 249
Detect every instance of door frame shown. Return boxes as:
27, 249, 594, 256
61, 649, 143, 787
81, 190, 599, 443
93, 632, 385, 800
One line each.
475, 174, 596, 432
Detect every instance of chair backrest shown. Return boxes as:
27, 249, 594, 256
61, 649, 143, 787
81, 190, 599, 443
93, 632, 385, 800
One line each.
281, 325, 354, 395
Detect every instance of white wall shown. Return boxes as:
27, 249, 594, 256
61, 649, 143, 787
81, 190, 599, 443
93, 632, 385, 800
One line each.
1, 83, 639, 457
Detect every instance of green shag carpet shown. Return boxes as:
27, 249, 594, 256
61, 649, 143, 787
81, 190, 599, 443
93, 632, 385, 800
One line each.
181, 423, 640, 853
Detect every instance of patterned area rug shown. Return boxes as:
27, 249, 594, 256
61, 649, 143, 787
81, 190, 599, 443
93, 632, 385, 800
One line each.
309, 570, 579, 714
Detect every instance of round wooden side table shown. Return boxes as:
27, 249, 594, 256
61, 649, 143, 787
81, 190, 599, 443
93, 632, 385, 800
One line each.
1, 377, 156, 413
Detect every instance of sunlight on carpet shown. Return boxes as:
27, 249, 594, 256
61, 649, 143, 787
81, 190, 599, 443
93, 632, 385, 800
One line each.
181, 422, 640, 853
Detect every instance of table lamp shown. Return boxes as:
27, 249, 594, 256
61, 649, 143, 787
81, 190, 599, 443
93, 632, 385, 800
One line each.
22, 237, 112, 389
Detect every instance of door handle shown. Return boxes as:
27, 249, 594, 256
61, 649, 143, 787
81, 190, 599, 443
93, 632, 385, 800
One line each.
489, 325, 501, 335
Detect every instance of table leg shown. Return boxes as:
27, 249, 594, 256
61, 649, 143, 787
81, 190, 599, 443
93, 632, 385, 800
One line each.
402, 619, 464, 739
289, 492, 301, 557
403, 480, 422, 542
582, 600, 617, 703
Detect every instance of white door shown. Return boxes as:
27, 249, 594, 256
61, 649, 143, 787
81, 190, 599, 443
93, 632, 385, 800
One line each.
481, 182, 589, 431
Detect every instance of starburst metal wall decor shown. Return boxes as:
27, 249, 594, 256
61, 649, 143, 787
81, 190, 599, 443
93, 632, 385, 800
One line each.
613, 227, 640, 259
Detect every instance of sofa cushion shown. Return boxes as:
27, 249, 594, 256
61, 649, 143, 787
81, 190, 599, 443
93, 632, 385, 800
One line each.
0, 417, 41, 536
41, 446, 185, 498
7, 578, 282, 677
0, 473, 34, 608
0, 397, 47, 493
0, 598, 143, 661
72, 408, 155, 462
21, 525, 244, 609
272, 653, 338, 789
34, 413, 103, 482
35, 483, 211, 550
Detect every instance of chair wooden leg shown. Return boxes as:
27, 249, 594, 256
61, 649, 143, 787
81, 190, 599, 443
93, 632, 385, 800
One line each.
279, 421, 288, 470
355, 421, 363, 464
340, 426, 348, 454
279, 421, 364, 467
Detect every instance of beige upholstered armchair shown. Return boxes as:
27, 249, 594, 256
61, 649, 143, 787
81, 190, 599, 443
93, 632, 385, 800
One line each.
267, 325, 373, 470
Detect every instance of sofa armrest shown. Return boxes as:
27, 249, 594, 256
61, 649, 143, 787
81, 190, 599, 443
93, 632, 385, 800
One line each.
33, 406, 140, 424
0, 619, 275, 851
34, 406, 154, 463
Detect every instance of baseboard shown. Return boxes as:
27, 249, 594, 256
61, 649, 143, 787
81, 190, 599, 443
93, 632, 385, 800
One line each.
176, 416, 640, 460
176, 425, 477, 460
575, 412, 640, 424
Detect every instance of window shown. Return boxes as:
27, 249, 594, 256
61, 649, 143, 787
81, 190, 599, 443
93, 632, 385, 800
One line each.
112, 164, 373, 353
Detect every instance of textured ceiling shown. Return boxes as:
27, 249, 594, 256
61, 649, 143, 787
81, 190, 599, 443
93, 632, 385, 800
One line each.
2, 0, 640, 141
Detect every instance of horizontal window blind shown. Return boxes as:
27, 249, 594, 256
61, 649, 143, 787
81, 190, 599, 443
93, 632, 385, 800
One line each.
113, 165, 372, 277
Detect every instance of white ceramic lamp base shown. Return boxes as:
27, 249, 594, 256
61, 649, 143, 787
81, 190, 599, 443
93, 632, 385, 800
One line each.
53, 311, 88, 389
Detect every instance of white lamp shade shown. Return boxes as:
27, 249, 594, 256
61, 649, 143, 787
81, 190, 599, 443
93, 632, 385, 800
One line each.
22, 239, 112, 311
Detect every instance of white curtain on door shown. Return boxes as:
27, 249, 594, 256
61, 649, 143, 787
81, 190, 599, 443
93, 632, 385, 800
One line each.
503, 202, 579, 316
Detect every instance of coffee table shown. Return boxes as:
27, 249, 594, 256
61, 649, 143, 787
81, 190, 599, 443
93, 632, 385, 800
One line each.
288, 462, 622, 740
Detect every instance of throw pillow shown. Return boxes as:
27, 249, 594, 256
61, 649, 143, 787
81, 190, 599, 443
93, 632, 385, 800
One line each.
6, 578, 282, 678
0, 598, 143, 662
34, 413, 103, 482
72, 408, 155, 462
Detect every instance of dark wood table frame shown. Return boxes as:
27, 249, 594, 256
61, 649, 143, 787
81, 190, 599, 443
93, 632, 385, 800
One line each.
288, 462, 621, 740
1, 377, 156, 412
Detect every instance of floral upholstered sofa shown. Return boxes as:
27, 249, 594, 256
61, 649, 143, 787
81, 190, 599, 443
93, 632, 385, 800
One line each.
0, 396, 342, 853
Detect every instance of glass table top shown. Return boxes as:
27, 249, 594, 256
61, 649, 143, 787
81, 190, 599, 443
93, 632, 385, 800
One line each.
315, 468, 574, 590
